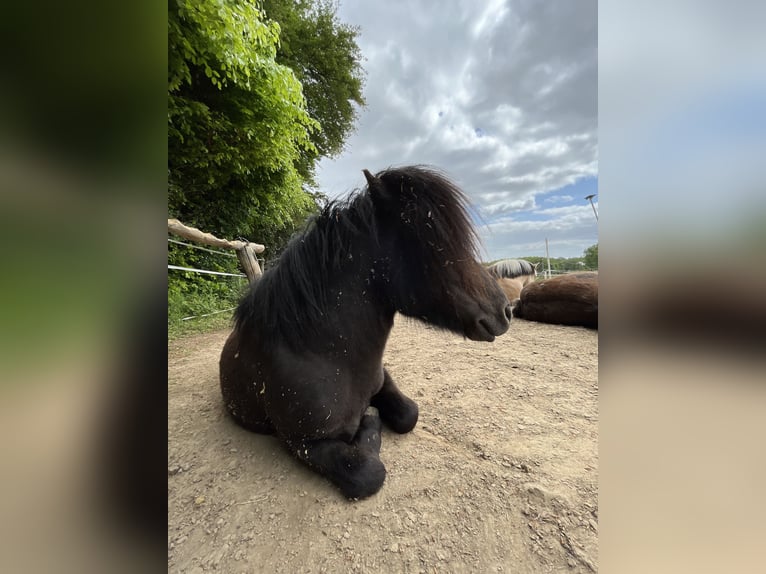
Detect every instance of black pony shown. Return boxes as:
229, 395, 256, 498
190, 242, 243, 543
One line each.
220, 166, 511, 499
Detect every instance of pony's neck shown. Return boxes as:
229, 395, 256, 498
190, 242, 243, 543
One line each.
315, 246, 396, 355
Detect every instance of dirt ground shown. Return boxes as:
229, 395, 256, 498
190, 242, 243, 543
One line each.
168, 315, 598, 573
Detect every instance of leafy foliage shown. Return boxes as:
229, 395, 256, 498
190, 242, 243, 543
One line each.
261, 0, 365, 179
167, 243, 250, 338
583, 243, 598, 269
168, 0, 366, 337
168, 0, 320, 247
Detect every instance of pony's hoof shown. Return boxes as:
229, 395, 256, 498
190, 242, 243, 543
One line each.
340, 455, 386, 500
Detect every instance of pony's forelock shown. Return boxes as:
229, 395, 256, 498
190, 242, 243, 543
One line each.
375, 166, 483, 283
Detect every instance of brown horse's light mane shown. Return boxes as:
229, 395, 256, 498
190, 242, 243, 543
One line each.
487, 258, 537, 279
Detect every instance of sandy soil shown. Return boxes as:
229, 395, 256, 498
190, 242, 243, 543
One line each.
168, 316, 598, 573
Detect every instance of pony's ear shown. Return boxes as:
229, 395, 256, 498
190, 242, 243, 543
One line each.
363, 169, 377, 186
363, 169, 392, 206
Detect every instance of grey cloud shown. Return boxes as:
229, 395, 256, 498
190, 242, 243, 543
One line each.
316, 0, 597, 258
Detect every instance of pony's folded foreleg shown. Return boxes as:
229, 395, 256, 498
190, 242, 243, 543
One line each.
284, 408, 386, 500
371, 368, 419, 434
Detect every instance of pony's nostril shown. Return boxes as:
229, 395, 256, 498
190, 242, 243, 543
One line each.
504, 304, 512, 321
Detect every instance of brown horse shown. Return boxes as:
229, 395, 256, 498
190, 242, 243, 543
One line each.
487, 259, 538, 303
512, 271, 598, 329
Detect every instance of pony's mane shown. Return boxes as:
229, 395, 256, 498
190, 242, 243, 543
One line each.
488, 259, 536, 279
234, 165, 481, 345
233, 191, 375, 342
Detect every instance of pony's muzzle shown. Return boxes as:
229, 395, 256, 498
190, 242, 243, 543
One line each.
470, 309, 511, 342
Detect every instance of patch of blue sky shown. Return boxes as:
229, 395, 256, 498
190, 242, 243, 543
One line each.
536, 176, 598, 209
477, 175, 598, 225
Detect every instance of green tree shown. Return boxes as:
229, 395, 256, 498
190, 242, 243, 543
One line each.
168, 0, 320, 248
583, 243, 598, 269
261, 0, 365, 184
168, 0, 325, 335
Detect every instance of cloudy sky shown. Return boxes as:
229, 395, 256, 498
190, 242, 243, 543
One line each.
315, 0, 598, 261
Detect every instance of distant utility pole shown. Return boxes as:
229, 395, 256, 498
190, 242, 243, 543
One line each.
585, 194, 598, 222
545, 237, 552, 279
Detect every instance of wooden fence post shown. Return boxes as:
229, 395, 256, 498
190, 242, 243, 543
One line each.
236, 244, 263, 283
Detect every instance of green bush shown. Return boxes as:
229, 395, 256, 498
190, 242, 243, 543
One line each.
167, 243, 250, 339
